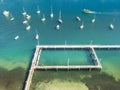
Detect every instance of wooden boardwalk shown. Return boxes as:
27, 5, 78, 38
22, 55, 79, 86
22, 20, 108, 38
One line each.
24, 47, 40, 90
91, 47, 102, 67
36, 49, 42, 66
37, 45, 120, 49
35, 65, 102, 70
23, 44, 120, 90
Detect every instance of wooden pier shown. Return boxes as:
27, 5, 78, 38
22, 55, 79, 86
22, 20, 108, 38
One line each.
37, 45, 120, 49
90, 47, 102, 67
24, 47, 40, 90
23, 44, 120, 90
35, 65, 102, 70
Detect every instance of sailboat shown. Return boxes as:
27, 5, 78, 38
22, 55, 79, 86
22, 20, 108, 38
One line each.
58, 10, 63, 24
76, 16, 80, 21
56, 24, 60, 30
36, 34, 39, 40
92, 16, 96, 23
41, 14, 46, 22
80, 22, 84, 29
109, 23, 114, 30
22, 7, 27, 16
26, 14, 31, 20
36, 5, 40, 14
14, 35, 19, 40
23, 19, 28, 24
10, 14, 15, 21
35, 30, 39, 40
92, 18, 95, 23
3, 10, 10, 17
26, 25, 31, 30
50, 6, 54, 18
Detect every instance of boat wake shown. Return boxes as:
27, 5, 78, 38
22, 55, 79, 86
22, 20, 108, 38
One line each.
82, 9, 120, 15
95, 12, 120, 15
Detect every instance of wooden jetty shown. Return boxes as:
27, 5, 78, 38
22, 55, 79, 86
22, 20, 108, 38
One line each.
35, 65, 102, 70
37, 45, 120, 49
23, 44, 120, 90
24, 47, 40, 90
90, 47, 102, 66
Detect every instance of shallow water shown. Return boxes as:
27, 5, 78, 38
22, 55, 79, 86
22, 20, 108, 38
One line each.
39, 49, 93, 66
30, 70, 120, 90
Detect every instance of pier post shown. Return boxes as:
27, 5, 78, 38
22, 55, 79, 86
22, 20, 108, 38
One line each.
67, 67, 69, 71
56, 68, 58, 72
89, 68, 91, 71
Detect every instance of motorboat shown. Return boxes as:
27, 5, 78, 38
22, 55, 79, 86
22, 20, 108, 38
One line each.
82, 9, 95, 14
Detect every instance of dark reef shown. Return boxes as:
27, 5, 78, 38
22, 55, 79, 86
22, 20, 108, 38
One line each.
30, 70, 120, 90
0, 67, 26, 90
0, 68, 120, 90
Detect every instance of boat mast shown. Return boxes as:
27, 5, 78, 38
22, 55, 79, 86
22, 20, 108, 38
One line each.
59, 10, 61, 19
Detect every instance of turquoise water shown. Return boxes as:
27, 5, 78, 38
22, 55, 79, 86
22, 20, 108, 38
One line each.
96, 49, 120, 80
39, 49, 93, 66
0, 0, 120, 90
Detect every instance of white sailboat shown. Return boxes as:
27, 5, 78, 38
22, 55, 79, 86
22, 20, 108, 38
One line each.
92, 18, 95, 23
26, 14, 31, 20
26, 25, 31, 30
109, 23, 114, 30
3, 10, 10, 17
22, 7, 27, 16
50, 6, 54, 18
92, 16, 96, 23
36, 5, 40, 14
23, 20, 28, 24
35, 30, 39, 45
58, 10, 63, 24
76, 16, 80, 21
14, 35, 19, 40
35, 30, 39, 40
10, 17, 14, 21
41, 14, 46, 22
80, 22, 84, 29
10, 14, 15, 21
36, 34, 39, 40
56, 24, 60, 30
